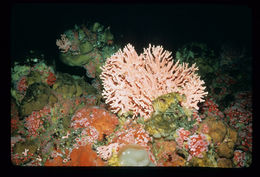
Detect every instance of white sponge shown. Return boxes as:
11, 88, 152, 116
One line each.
118, 145, 154, 166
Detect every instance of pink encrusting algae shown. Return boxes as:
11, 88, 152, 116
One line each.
24, 106, 51, 138
175, 127, 191, 148
224, 91, 252, 152
17, 76, 28, 93
187, 133, 210, 158
200, 98, 224, 119
96, 143, 119, 160
71, 106, 119, 141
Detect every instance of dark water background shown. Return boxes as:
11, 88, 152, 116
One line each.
10, 3, 252, 76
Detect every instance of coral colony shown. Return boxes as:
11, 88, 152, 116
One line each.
100, 44, 207, 120
11, 22, 252, 167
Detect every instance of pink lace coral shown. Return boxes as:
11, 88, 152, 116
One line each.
100, 44, 207, 120
56, 34, 71, 53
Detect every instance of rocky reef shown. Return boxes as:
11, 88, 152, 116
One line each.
11, 23, 252, 167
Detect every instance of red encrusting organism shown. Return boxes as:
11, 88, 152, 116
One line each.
46, 72, 56, 86
71, 106, 119, 141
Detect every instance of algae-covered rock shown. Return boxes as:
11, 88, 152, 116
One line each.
62, 115, 71, 131
190, 154, 217, 167
11, 64, 31, 85
11, 98, 21, 135
217, 158, 233, 168
217, 142, 235, 159
53, 73, 96, 98
198, 117, 238, 160
99, 27, 114, 44
20, 83, 58, 118
152, 92, 186, 116
79, 41, 93, 54
101, 45, 119, 60
57, 22, 119, 80
145, 92, 194, 139
59, 39, 97, 67
163, 152, 187, 166
13, 140, 39, 155
151, 138, 184, 166
26, 70, 42, 86
216, 128, 237, 159
199, 117, 227, 144
60, 52, 93, 67
227, 127, 238, 145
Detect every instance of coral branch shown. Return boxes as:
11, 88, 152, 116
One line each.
100, 44, 207, 120
56, 34, 71, 53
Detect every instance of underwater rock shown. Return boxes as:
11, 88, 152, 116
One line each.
198, 117, 237, 159
151, 138, 187, 166
11, 140, 39, 165
57, 23, 118, 79
53, 73, 96, 98
217, 141, 235, 159
26, 71, 42, 86
145, 92, 194, 139
60, 50, 97, 67
13, 140, 38, 157
199, 117, 227, 144
79, 41, 93, 54
21, 61, 57, 88
11, 98, 20, 135
162, 152, 186, 166
83, 51, 103, 78
217, 158, 233, 168
152, 92, 186, 116
61, 115, 71, 131
216, 128, 237, 159
152, 138, 177, 161
227, 127, 238, 145
20, 83, 58, 118
190, 153, 217, 167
